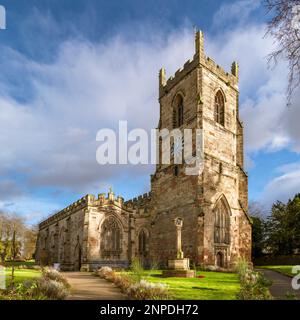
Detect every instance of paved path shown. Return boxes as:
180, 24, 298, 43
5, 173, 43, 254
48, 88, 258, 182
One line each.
256, 268, 300, 300
62, 272, 126, 300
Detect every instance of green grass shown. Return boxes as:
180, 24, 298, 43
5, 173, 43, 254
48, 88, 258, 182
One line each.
124, 270, 240, 300
4, 268, 41, 287
256, 265, 300, 277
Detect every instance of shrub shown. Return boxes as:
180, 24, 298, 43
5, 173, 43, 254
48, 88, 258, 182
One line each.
236, 261, 272, 300
98, 266, 113, 278
127, 280, 169, 300
105, 270, 118, 282
114, 273, 134, 293
97, 266, 116, 280
235, 258, 250, 280
98, 264, 170, 300
34, 268, 70, 300
98, 267, 134, 293
0, 281, 47, 300
237, 270, 272, 300
42, 267, 70, 288
35, 278, 69, 300
0, 267, 70, 300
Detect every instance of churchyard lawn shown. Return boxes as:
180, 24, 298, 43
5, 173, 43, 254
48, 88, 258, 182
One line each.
4, 267, 41, 287
123, 270, 240, 300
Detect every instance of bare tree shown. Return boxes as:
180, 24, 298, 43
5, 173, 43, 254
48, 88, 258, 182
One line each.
0, 212, 11, 263
9, 216, 25, 288
265, 0, 300, 104
0, 212, 37, 288
248, 201, 267, 218
22, 227, 37, 260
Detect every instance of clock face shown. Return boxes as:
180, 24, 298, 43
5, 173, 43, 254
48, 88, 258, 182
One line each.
171, 138, 184, 159
174, 140, 182, 156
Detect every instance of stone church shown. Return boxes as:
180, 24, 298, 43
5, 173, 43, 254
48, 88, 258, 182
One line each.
36, 31, 252, 271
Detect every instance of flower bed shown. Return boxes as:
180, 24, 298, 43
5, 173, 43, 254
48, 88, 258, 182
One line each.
0, 267, 70, 300
97, 266, 169, 300
127, 279, 169, 300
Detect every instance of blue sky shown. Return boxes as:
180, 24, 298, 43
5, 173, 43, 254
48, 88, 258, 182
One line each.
0, 0, 300, 224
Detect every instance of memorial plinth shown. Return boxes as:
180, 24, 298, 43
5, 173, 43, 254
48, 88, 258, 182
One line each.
162, 218, 196, 278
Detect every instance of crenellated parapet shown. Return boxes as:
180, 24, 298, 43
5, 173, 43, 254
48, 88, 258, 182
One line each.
92, 188, 125, 208
38, 188, 151, 230
124, 192, 152, 213
202, 56, 238, 88
159, 30, 239, 99
159, 58, 198, 98
39, 194, 91, 229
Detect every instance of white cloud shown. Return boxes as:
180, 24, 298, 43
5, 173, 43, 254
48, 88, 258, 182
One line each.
0, 179, 23, 199
262, 162, 300, 205
0, 29, 195, 196
208, 1, 300, 206
206, 13, 300, 154
213, 0, 261, 29
209, 0, 300, 210
1, 1, 300, 219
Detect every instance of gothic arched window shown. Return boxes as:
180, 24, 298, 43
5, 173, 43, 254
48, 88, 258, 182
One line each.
173, 95, 184, 128
50, 232, 55, 248
214, 198, 230, 245
101, 217, 122, 258
138, 229, 148, 256
44, 231, 49, 249
59, 228, 66, 262
214, 91, 225, 126
40, 235, 46, 250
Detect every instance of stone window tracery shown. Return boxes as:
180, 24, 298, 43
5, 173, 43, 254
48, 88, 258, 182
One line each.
101, 217, 122, 258
138, 229, 148, 256
214, 198, 230, 245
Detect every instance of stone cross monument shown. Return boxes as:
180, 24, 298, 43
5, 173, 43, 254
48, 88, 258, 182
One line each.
162, 217, 195, 278
175, 217, 184, 259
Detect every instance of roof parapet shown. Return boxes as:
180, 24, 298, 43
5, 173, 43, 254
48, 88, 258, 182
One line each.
158, 29, 239, 98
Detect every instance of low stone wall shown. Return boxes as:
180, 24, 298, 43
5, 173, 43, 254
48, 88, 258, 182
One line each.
81, 260, 130, 271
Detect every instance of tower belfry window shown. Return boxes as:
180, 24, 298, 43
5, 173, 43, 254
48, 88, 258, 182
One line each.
173, 95, 184, 128
214, 91, 225, 126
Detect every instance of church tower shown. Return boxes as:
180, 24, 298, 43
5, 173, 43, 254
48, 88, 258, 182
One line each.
36, 30, 251, 272
149, 31, 251, 269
